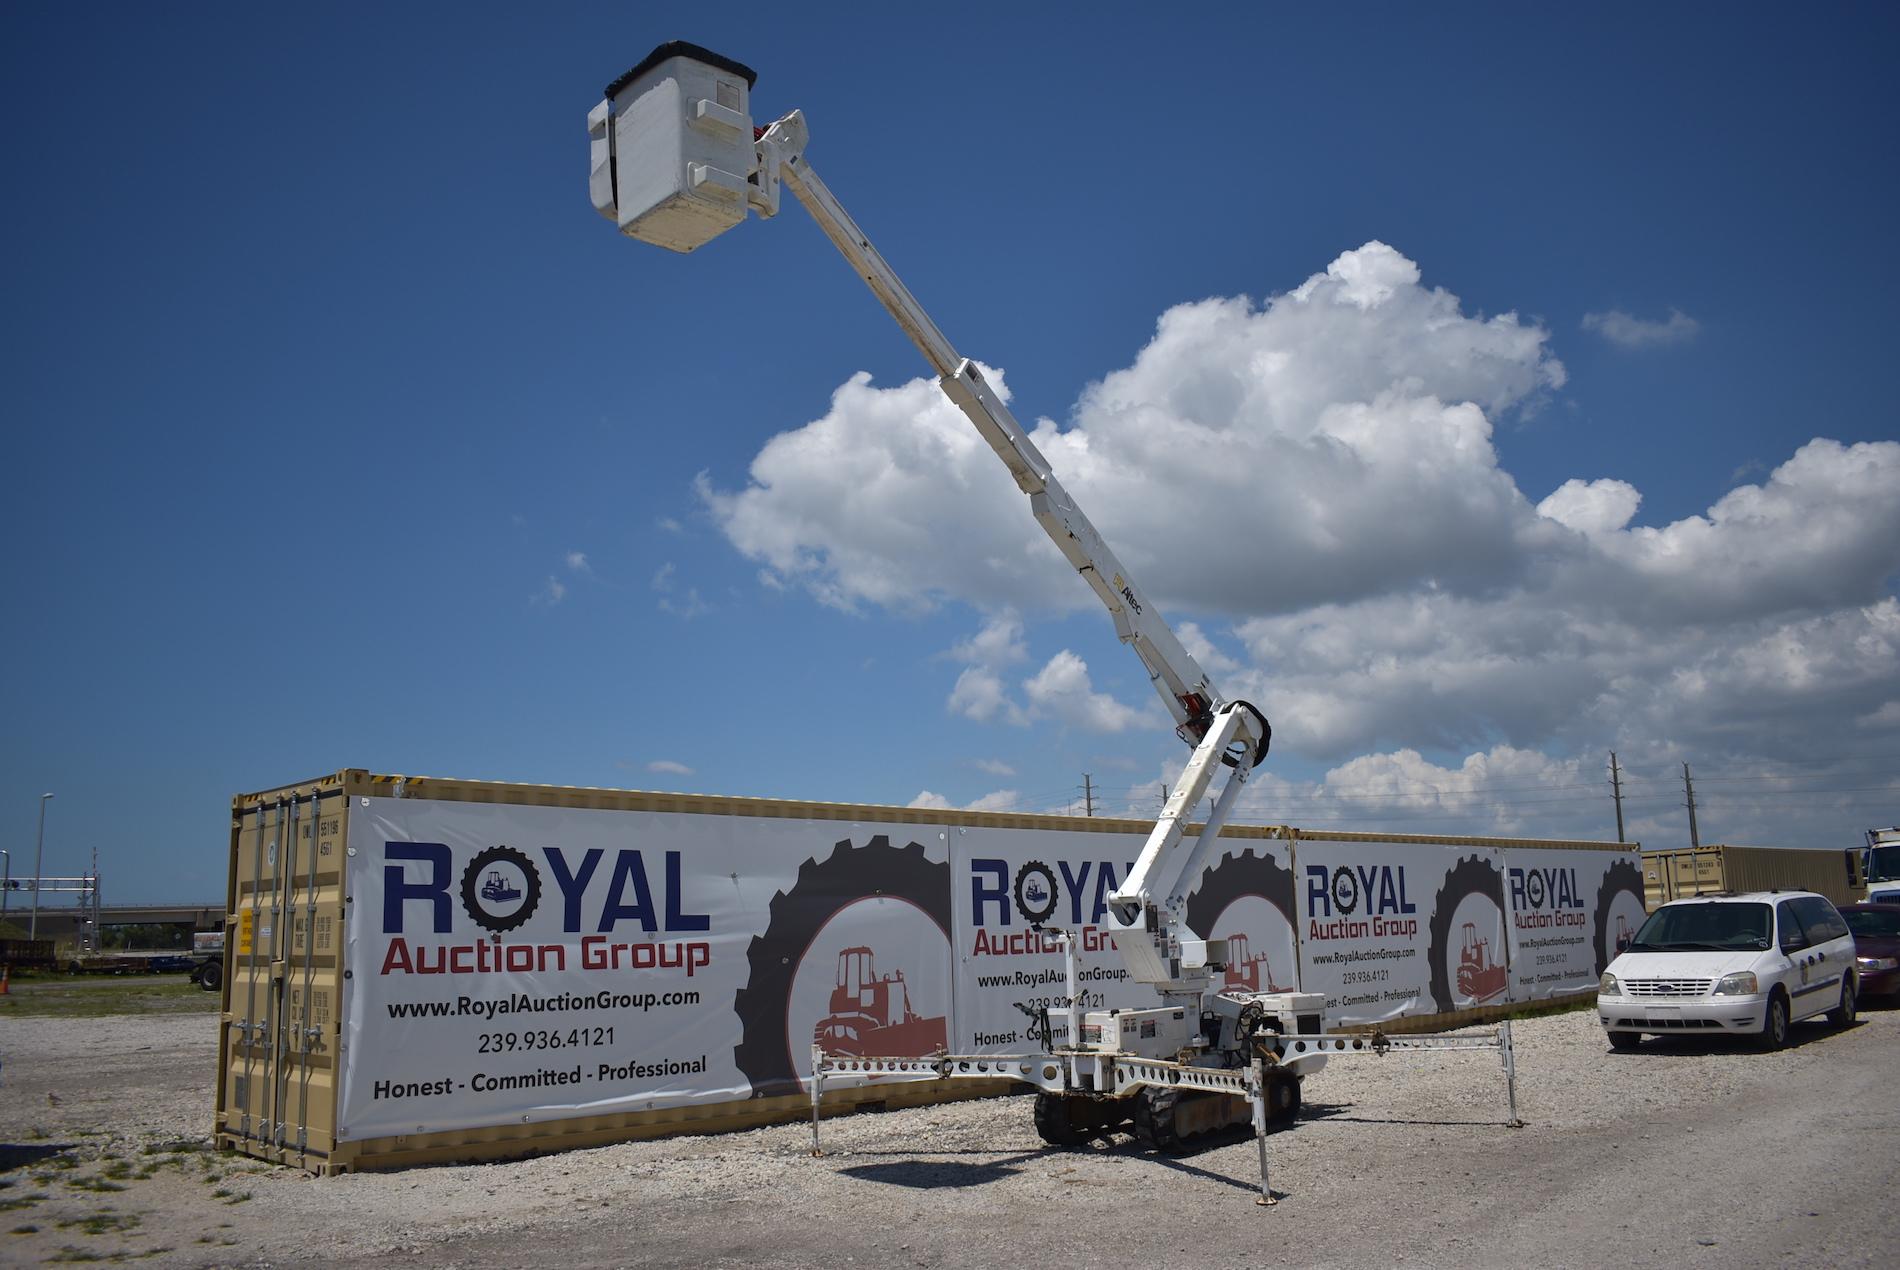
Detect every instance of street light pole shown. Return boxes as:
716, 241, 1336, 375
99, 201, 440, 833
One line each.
29, 792, 52, 941
1, 847, 10, 921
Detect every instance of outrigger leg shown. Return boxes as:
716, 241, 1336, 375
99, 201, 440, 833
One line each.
1500, 1019, 1523, 1128
809, 1044, 825, 1156
1248, 1058, 1276, 1207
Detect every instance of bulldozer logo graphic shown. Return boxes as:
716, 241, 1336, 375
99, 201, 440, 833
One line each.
458, 845, 541, 934
1330, 866, 1359, 915
1591, 859, 1646, 975
1183, 847, 1297, 992
811, 946, 947, 1057
1012, 860, 1058, 924
1456, 922, 1509, 1003
733, 836, 950, 1099
1219, 931, 1288, 994
1426, 854, 1506, 1012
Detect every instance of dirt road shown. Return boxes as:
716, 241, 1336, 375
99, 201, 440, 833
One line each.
2, 1005, 1896, 1267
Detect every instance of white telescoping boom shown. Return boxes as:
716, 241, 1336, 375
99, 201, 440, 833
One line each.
589, 41, 1268, 1007
589, 44, 1522, 1199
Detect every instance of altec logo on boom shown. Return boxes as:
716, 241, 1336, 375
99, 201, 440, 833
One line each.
378, 842, 712, 977
1507, 866, 1586, 929
1304, 863, 1419, 941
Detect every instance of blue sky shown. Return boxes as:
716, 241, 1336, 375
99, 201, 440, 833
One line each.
4, 4, 1897, 904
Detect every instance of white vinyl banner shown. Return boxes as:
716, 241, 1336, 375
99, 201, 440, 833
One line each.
1501, 849, 1646, 1001
338, 793, 1638, 1141
1293, 841, 1510, 1024
947, 829, 1302, 1051
340, 798, 952, 1140
948, 827, 1153, 1051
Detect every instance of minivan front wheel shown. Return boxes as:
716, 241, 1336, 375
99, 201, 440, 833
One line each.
1756, 992, 1790, 1050
1828, 976, 1856, 1028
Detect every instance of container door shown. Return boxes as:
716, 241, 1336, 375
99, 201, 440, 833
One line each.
220, 790, 348, 1167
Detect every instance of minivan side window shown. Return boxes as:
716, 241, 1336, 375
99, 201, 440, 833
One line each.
1794, 896, 1848, 943
1778, 900, 1810, 952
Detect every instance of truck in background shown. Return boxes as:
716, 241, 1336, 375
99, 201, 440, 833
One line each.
1863, 828, 1900, 905
188, 929, 224, 991
1641, 844, 1865, 910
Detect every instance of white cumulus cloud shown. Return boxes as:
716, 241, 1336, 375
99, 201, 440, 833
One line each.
1537, 478, 1641, 537
1022, 650, 1148, 734
908, 789, 1019, 812
698, 240, 1900, 843
1582, 308, 1701, 349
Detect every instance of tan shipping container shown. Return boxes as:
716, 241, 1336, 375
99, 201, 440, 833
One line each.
1640, 844, 1865, 910
215, 770, 1028, 1175
214, 769, 1634, 1174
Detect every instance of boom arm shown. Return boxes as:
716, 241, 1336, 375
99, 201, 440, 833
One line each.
590, 63, 1269, 1000
759, 114, 1219, 741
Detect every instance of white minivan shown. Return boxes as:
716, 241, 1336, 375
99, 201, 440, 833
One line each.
1597, 891, 1857, 1050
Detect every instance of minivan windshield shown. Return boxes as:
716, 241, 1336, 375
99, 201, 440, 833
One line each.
1628, 902, 1772, 952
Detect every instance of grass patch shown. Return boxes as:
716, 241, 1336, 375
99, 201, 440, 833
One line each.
64, 1177, 127, 1194
0, 974, 220, 1019
58, 1212, 141, 1236
0, 1193, 49, 1212
47, 1247, 107, 1263
13, 1224, 39, 1234
141, 1140, 210, 1157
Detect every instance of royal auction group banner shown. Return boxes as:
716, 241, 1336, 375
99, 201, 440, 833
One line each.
339, 798, 1637, 1140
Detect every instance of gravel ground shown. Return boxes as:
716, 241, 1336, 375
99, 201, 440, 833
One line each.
2, 1004, 1897, 1267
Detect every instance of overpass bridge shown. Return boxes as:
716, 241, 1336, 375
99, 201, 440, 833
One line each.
4, 902, 225, 941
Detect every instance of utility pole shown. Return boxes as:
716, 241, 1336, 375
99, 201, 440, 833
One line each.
1608, 752, 1626, 843
1082, 774, 1095, 818
29, 791, 52, 941
87, 846, 101, 954
1683, 763, 1701, 849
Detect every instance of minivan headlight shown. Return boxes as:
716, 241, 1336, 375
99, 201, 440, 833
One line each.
1713, 972, 1759, 996
1599, 972, 1620, 995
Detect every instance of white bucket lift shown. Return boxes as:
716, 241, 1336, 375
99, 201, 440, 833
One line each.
587, 43, 1527, 1205
589, 41, 759, 253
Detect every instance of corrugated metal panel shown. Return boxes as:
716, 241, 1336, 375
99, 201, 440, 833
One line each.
216, 783, 350, 1171
1641, 844, 1865, 909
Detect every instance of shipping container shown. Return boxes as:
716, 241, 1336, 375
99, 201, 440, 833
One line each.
214, 770, 1637, 1174
0, 938, 56, 971
1640, 844, 1866, 910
